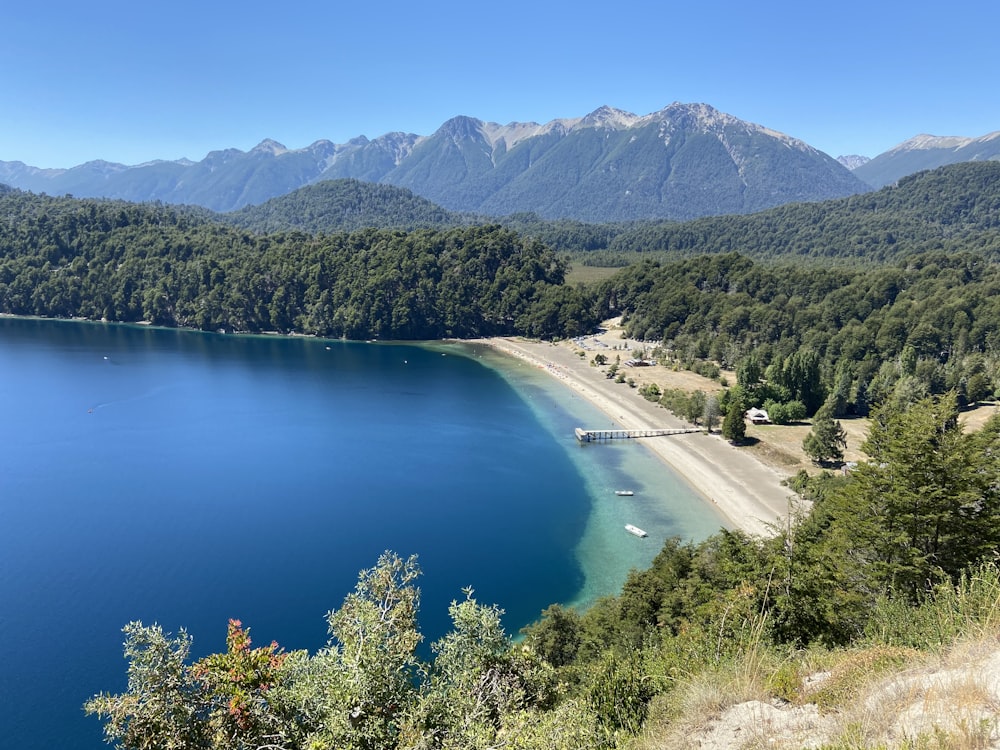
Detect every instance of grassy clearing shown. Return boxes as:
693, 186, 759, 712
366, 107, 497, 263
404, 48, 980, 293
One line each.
565, 264, 622, 286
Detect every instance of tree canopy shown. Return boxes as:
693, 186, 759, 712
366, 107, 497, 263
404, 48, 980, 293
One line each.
595, 250, 1000, 416
0, 191, 597, 340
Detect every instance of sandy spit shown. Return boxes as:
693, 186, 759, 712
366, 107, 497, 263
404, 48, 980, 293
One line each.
473, 336, 797, 537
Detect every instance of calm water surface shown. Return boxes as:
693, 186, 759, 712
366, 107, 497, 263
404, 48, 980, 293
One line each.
0, 317, 725, 749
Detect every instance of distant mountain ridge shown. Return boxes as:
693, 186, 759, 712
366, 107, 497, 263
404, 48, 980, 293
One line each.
219, 162, 1000, 265
0, 102, 872, 221
600, 161, 1000, 263
837, 155, 871, 170
854, 131, 1000, 188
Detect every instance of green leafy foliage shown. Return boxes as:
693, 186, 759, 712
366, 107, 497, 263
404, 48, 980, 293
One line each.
834, 395, 1000, 600
656, 387, 709, 425
721, 386, 747, 443
84, 622, 211, 749
225, 179, 473, 234
594, 161, 1000, 263
802, 408, 848, 465
305, 552, 425, 750
191, 619, 291, 748
413, 591, 560, 749
596, 249, 1000, 416
88, 555, 570, 750
0, 191, 595, 340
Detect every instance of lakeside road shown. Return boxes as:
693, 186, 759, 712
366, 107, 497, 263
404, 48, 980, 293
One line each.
476, 336, 798, 537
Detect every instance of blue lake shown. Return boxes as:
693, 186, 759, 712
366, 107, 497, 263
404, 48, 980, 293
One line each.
0, 317, 726, 749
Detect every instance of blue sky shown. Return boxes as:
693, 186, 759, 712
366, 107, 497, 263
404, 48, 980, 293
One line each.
3, 0, 998, 168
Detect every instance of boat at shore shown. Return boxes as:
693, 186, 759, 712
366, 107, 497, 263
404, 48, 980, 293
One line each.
615, 490, 634, 496
625, 524, 648, 537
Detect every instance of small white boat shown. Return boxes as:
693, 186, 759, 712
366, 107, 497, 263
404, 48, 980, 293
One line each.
615, 490, 634, 496
625, 524, 648, 538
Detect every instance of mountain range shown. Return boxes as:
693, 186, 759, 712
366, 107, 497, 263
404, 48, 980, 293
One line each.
0, 103, 867, 222
1, 102, 997, 223
221, 162, 1000, 262
853, 131, 1000, 188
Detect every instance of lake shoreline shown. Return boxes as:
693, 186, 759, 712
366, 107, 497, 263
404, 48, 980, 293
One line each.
472, 335, 797, 537
0, 313, 796, 534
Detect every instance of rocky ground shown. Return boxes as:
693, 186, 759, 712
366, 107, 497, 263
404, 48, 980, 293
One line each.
655, 635, 1000, 749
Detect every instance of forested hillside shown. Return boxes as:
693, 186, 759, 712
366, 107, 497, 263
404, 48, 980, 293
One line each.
3, 175, 1000, 416
599, 251, 1000, 426
225, 162, 996, 263
575, 161, 1000, 264
224, 179, 473, 234
0, 190, 595, 339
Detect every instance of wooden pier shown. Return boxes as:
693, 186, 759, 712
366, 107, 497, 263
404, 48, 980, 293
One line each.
575, 427, 701, 442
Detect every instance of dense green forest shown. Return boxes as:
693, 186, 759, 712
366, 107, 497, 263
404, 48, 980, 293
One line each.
215, 163, 1000, 266
596, 250, 1000, 417
2, 167, 999, 416
514, 162, 1000, 264
5, 178, 998, 414
4, 162, 1000, 747
0, 190, 596, 339
594, 161, 1000, 264
224, 179, 475, 234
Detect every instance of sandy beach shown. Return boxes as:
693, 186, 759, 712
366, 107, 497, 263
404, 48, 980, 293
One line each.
475, 333, 798, 537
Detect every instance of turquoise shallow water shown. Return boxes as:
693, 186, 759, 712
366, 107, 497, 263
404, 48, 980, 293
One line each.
457, 342, 729, 606
0, 318, 725, 749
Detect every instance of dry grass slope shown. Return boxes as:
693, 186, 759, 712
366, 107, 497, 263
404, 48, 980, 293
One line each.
631, 635, 1000, 750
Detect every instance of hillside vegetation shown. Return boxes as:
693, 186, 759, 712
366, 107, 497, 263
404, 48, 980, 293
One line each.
216, 162, 1000, 265
224, 179, 473, 234
597, 251, 1000, 416
0, 191, 595, 339
579, 161, 1000, 265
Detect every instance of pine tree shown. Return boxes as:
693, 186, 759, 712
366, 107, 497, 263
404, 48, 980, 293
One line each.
722, 387, 747, 443
835, 393, 995, 599
802, 408, 847, 465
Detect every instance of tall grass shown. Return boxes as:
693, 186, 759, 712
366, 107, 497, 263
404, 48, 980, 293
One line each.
629, 564, 1000, 749
864, 562, 1000, 650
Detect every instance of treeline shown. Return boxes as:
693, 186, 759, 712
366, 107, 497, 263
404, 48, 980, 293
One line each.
474, 163, 1000, 265
499, 212, 633, 254
597, 251, 1000, 415
576, 161, 1000, 265
4, 186, 1000, 409
162, 163, 1000, 265
5, 187, 1000, 410
87, 395, 1000, 749
0, 190, 597, 339
224, 179, 474, 234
